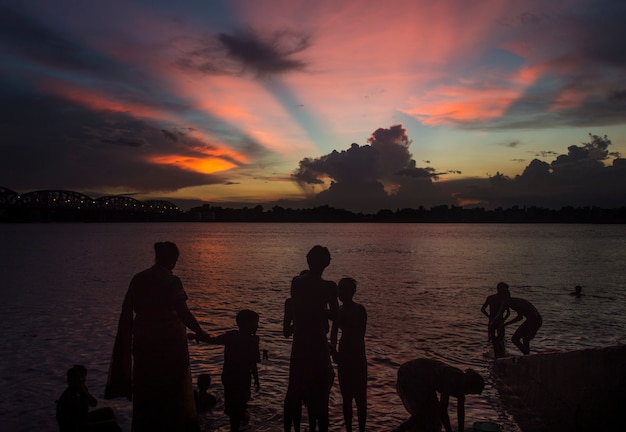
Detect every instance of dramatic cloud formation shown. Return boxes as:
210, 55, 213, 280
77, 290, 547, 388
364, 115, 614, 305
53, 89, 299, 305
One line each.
292, 125, 458, 212
1, 1, 625, 210
289, 128, 626, 212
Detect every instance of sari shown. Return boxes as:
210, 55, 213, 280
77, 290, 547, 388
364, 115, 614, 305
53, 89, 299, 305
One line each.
106, 266, 199, 432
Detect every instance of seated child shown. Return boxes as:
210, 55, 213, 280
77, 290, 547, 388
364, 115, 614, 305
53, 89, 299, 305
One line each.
56, 365, 121, 432
189, 309, 261, 432
194, 373, 217, 412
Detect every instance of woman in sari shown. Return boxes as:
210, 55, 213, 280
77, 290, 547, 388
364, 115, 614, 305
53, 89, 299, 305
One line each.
106, 241, 208, 431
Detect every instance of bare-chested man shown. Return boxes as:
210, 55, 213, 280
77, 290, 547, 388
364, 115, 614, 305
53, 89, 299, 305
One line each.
285, 246, 338, 432
480, 282, 511, 358
491, 297, 542, 355
392, 358, 484, 432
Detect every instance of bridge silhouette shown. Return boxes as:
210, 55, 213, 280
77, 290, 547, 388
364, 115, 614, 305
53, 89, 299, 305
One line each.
0, 186, 182, 222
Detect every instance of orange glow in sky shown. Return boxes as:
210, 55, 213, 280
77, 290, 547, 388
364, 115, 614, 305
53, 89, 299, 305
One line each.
150, 154, 237, 174
3, 0, 626, 211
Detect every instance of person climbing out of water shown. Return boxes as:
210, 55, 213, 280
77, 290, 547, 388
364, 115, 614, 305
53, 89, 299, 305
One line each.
480, 282, 511, 358
189, 309, 261, 432
491, 297, 542, 355
392, 358, 485, 432
330, 277, 367, 432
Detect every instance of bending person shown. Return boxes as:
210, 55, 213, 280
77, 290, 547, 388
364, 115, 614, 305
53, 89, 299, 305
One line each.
106, 241, 208, 431
491, 297, 542, 355
393, 358, 484, 432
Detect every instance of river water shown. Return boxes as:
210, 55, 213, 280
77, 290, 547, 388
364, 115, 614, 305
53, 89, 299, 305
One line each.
1, 222, 625, 431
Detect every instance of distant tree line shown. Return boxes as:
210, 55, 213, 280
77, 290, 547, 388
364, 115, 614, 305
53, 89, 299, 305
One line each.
186, 204, 626, 224
2, 193, 625, 224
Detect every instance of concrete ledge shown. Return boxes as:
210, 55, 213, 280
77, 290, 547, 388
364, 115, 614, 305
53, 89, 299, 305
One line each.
492, 345, 626, 431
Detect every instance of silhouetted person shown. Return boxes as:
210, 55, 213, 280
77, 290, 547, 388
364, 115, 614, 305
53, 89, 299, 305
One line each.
491, 297, 542, 355
330, 277, 367, 432
570, 285, 584, 298
106, 241, 207, 432
392, 358, 485, 432
480, 282, 511, 358
190, 309, 261, 432
285, 246, 338, 432
57, 365, 121, 432
194, 373, 217, 413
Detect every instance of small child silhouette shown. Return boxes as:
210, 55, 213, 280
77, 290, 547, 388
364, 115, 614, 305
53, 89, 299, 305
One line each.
56, 365, 121, 432
189, 309, 261, 432
194, 373, 217, 413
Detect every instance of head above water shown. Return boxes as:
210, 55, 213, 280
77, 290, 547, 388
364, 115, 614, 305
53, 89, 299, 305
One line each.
154, 241, 179, 269
306, 245, 331, 272
463, 369, 485, 395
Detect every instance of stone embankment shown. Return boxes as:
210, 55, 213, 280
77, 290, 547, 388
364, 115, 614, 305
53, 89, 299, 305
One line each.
492, 345, 626, 431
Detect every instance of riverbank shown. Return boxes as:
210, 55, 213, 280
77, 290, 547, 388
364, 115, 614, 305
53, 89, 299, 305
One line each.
492, 345, 626, 431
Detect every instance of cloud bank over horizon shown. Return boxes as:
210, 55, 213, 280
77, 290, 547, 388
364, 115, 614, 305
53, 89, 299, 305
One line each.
280, 126, 625, 213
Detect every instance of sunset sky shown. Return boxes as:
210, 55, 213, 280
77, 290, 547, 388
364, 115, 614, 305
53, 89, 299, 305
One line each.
2, 0, 625, 212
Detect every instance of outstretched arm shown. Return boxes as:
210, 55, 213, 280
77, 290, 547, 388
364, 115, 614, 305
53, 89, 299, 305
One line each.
175, 300, 206, 335
504, 313, 523, 326
187, 332, 219, 344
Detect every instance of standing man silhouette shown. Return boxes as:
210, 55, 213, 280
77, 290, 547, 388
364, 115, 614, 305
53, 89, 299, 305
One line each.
285, 246, 338, 432
480, 282, 511, 358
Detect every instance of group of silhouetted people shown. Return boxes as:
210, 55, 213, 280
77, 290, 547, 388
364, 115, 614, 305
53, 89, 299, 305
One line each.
481, 282, 544, 358
281, 246, 369, 432
61, 242, 562, 432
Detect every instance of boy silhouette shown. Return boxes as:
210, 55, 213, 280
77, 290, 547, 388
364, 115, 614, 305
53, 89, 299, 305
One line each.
331, 277, 367, 432
480, 282, 511, 358
56, 365, 121, 432
190, 309, 261, 431
287, 246, 338, 432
